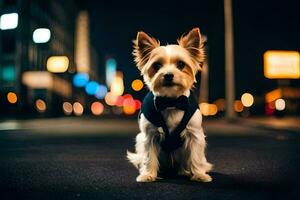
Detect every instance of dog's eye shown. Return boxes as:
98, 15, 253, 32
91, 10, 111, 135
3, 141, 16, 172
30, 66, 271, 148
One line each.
152, 62, 162, 71
176, 61, 185, 70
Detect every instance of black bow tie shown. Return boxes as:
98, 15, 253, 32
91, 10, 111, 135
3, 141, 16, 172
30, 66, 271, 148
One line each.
154, 95, 189, 111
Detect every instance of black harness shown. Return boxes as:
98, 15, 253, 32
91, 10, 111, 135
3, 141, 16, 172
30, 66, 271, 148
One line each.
140, 91, 199, 152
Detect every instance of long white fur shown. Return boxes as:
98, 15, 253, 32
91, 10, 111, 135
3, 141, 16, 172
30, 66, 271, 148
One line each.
127, 90, 213, 182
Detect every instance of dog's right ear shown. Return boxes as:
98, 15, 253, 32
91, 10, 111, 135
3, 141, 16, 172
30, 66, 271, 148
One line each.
133, 31, 160, 71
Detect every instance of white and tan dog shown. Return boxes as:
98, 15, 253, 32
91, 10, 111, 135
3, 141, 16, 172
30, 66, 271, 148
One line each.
127, 28, 213, 182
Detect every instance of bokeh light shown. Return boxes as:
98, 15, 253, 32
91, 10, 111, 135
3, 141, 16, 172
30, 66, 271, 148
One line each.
115, 96, 124, 107
131, 79, 144, 91
134, 99, 142, 110
33, 28, 51, 43
91, 102, 104, 115
123, 97, 136, 115
275, 98, 285, 111
73, 102, 84, 116
95, 84, 107, 99
241, 93, 254, 107
200, 103, 218, 116
106, 58, 117, 86
0, 13, 18, 30
63, 102, 73, 115
7, 92, 17, 104
35, 99, 46, 113
234, 100, 244, 112
110, 72, 124, 96
46, 56, 69, 73
105, 92, 118, 106
73, 73, 89, 87
85, 81, 99, 95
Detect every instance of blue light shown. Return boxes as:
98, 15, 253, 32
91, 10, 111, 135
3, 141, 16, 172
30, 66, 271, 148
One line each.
95, 84, 108, 99
106, 58, 117, 86
1, 65, 15, 81
85, 81, 99, 95
73, 73, 89, 87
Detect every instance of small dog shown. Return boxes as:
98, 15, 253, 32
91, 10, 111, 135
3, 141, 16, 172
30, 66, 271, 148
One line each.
127, 28, 213, 182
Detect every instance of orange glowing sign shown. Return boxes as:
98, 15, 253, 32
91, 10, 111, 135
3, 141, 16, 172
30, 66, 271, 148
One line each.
264, 50, 300, 79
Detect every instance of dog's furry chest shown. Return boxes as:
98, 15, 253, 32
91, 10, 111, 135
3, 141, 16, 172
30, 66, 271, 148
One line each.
161, 108, 185, 133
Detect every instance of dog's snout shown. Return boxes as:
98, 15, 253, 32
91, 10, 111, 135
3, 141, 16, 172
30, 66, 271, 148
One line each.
164, 73, 174, 82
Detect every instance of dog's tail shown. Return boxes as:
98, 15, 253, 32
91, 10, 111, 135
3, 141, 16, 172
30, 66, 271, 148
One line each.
126, 150, 143, 169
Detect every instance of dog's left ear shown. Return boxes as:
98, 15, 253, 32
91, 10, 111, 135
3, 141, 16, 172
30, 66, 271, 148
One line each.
178, 28, 205, 70
133, 31, 160, 71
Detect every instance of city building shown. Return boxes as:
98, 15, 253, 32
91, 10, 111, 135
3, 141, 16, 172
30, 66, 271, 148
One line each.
0, 0, 79, 117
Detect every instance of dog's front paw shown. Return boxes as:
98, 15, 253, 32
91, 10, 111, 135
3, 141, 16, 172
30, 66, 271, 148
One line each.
136, 174, 156, 182
191, 173, 212, 182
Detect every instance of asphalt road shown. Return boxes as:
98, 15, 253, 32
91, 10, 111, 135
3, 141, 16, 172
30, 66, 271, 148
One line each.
0, 123, 299, 200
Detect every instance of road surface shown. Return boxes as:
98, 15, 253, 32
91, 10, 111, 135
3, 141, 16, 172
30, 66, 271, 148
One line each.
0, 118, 299, 199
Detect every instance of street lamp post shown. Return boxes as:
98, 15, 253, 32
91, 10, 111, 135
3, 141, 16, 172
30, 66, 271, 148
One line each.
224, 0, 236, 121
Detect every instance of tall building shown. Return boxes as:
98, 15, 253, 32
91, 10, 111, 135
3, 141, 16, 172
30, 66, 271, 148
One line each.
0, 0, 79, 117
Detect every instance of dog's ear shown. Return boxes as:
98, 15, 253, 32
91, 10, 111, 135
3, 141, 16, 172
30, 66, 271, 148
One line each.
133, 31, 160, 71
177, 28, 205, 70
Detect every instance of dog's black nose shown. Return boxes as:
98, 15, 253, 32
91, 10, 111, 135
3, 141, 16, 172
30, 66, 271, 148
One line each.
164, 73, 174, 82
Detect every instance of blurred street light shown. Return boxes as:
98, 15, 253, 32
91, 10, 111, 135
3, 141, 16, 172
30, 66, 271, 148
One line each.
104, 92, 118, 106
63, 102, 73, 115
199, 103, 218, 116
110, 71, 124, 96
0, 13, 18, 30
33, 28, 51, 43
85, 81, 99, 95
46, 56, 69, 73
275, 99, 285, 111
7, 92, 17, 104
241, 93, 254, 107
123, 97, 136, 115
131, 79, 144, 91
35, 99, 46, 113
95, 84, 107, 99
106, 58, 117, 87
234, 100, 244, 112
91, 102, 104, 115
73, 73, 89, 87
73, 102, 84, 116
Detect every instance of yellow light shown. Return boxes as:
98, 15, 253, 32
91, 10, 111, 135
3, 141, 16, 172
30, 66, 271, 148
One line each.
104, 92, 118, 106
131, 79, 144, 91
199, 103, 218, 116
264, 50, 300, 79
22, 71, 53, 89
241, 93, 254, 107
265, 89, 282, 103
275, 98, 285, 111
91, 102, 104, 115
110, 71, 124, 96
35, 99, 46, 113
46, 56, 69, 73
234, 100, 244, 112
123, 98, 136, 115
63, 102, 73, 115
73, 102, 84, 116
7, 92, 17, 104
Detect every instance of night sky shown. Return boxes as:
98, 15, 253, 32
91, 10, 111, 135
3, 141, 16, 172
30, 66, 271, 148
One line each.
83, 0, 300, 101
